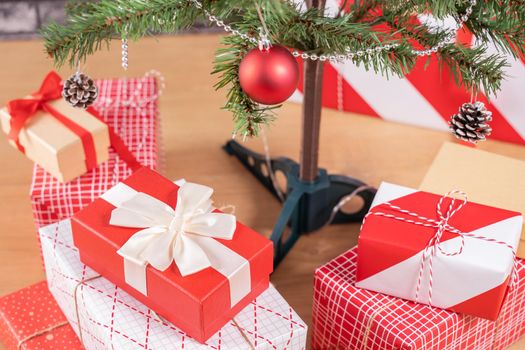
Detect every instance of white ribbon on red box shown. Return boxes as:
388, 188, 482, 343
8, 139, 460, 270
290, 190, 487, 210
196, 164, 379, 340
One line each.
101, 179, 251, 307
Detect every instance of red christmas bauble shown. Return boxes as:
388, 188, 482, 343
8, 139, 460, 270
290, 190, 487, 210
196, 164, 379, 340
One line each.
238, 45, 299, 105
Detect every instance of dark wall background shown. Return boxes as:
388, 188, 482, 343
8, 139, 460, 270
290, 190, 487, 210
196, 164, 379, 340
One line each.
0, 1, 67, 38
0, 1, 216, 39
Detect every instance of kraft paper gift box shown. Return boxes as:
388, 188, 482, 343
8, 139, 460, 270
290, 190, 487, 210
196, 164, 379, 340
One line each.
70, 167, 274, 343
39, 219, 307, 350
30, 73, 160, 230
0, 71, 110, 183
355, 182, 522, 320
420, 142, 525, 258
312, 247, 525, 350
0, 281, 82, 350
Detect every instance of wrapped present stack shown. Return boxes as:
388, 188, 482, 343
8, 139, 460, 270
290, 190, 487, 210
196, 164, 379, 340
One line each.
0, 71, 308, 349
30, 72, 161, 229
70, 167, 276, 342
311, 143, 525, 349
39, 218, 307, 349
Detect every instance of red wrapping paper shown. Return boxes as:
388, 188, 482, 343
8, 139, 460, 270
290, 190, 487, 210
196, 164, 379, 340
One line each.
312, 247, 525, 350
71, 167, 274, 343
0, 281, 82, 350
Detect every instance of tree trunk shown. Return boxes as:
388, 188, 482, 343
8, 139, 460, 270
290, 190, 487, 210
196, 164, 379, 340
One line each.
299, 0, 326, 183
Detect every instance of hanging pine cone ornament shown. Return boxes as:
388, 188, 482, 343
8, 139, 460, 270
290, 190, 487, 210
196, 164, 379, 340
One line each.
62, 73, 98, 109
449, 102, 493, 143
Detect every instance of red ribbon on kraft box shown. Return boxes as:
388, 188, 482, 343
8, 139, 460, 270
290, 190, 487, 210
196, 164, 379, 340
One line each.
6, 71, 141, 174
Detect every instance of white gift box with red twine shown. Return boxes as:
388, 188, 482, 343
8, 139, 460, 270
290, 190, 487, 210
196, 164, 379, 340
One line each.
355, 182, 522, 320
39, 219, 308, 350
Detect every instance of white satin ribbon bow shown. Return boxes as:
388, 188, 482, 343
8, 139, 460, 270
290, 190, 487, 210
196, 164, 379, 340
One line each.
106, 180, 249, 302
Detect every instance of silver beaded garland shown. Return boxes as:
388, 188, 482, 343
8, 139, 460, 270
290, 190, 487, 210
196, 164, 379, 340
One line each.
189, 0, 477, 62
121, 27, 129, 71
121, 35, 129, 71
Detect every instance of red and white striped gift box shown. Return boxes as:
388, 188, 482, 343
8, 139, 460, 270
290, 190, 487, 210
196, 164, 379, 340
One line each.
30, 75, 161, 230
356, 182, 522, 320
312, 247, 525, 350
290, 1, 525, 145
39, 219, 308, 350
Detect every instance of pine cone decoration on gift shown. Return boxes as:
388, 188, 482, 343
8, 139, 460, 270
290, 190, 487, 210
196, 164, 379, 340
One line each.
449, 102, 493, 143
62, 73, 98, 109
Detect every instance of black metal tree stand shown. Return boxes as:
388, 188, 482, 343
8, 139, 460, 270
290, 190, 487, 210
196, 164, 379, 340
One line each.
224, 0, 377, 266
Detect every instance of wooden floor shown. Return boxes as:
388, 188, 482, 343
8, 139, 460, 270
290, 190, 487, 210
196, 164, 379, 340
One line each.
1, 34, 525, 349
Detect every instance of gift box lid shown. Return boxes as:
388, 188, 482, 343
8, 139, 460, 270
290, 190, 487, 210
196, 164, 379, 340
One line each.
71, 167, 274, 342
0, 281, 82, 350
420, 143, 525, 242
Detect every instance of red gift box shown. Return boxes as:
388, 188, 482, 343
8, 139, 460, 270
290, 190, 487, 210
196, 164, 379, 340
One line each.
312, 247, 525, 350
71, 167, 274, 343
0, 281, 82, 350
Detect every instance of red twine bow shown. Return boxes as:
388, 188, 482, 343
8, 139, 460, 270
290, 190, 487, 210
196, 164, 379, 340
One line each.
362, 190, 517, 307
6, 71, 141, 173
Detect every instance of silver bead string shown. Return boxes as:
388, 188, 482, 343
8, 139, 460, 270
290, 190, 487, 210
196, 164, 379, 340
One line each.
190, 0, 259, 46
121, 29, 129, 70
190, 0, 477, 62
254, 1, 272, 51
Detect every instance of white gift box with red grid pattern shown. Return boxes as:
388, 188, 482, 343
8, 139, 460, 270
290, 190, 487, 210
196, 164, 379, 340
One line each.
312, 247, 525, 350
31, 75, 161, 230
290, 0, 525, 146
39, 219, 307, 350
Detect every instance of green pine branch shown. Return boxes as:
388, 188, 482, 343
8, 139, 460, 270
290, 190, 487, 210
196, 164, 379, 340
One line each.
465, 0, 525, 59
43, 0, 202, 66
212, 35, 278, 137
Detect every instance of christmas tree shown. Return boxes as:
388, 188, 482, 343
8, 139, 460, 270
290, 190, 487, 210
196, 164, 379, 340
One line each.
43, 0, 524, 169
43, 0, 525, 134
42, 0, 525, 262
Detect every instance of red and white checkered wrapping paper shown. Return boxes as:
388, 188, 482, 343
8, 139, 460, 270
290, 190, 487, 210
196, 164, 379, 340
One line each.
290, 0, 525, 146
39, 219, 308, 350
31, 75, 160, 229
312, 247, 525, 350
